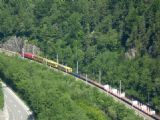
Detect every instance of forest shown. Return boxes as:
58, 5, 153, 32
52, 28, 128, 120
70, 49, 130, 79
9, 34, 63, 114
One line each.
0, 0, 160, 113
0, 54, 142, 120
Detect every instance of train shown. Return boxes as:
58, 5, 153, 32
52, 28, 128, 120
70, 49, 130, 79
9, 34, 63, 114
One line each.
21, 52, 159, 120
72, 73, 160, 120
0, 48, 160, 120
21, 52, 72, 73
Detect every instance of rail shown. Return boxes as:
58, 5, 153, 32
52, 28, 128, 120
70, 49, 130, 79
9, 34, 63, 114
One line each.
0, 48, 160, 120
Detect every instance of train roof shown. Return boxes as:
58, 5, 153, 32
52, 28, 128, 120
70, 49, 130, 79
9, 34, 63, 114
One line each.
47, 59, 58, 64
22, 53, 34, 58
58, 64, 72, 70
24, 53, 33, 55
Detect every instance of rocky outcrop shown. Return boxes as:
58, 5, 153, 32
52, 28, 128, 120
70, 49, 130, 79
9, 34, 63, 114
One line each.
0, 36, 40, 55
125, 48, 137, 59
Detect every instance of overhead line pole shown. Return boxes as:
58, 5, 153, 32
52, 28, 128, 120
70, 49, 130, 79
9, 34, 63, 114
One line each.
57, 54, 59, 64
76, 61, 79, 74
99, 70, 101, 84
120, 80, 121, 95
148, 92, 150, 105
32, 45, 35, 55
32, 45, 35, 58
46, 56, 47, 66
76, 39, 78, 74
22, 48, 24, 58
86, 74, 88, 85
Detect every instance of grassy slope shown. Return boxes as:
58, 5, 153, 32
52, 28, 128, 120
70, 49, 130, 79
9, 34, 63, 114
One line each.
0, 54, 142, 120
0, 82, 4, 109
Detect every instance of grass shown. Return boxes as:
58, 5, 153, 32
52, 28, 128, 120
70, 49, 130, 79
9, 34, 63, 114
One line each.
0, 54, 142, 120
0, 82, 4, 109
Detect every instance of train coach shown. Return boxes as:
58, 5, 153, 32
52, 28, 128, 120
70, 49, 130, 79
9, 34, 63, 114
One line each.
58, 64, 72, 73
21, 52, 72, 73
21, 53, 34, 59
72, 73, 160, 120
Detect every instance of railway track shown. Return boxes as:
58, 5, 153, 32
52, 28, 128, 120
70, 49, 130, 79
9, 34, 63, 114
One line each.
71, 73, 159, 120
0, 48, 160, 120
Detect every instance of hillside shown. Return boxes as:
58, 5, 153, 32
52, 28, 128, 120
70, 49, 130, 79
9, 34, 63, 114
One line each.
0, 0, 160, 112
0, 83, 3, 109
0, 54, 142, 120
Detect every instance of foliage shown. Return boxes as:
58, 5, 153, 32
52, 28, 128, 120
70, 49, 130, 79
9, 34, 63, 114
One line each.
0, 0, 160, 112
0, 82, 3, 109
0, 54, 142, 120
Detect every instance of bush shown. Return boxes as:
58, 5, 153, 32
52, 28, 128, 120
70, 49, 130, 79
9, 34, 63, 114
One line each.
0, 82, 4, 109
0, 54, 142, 120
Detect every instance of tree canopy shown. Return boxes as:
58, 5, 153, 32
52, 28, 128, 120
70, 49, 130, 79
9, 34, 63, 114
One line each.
0, 0, 160, 113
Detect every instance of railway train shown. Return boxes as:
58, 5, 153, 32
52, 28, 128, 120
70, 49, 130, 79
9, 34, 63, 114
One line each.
0, 48, 160, 120
21, 52, 72, 73
72, 73, 160, 120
